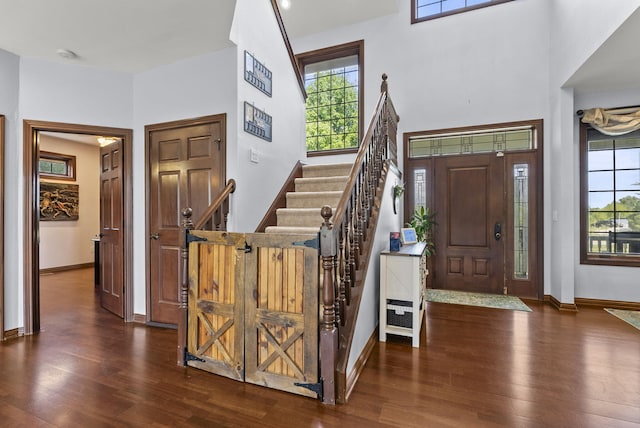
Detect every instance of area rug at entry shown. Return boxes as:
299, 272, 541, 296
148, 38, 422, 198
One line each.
426, 289, 532, 312
604, 308, 640, 331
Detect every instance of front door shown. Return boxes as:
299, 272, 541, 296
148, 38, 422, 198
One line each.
434, 153, 505, 294
148, 115, 226, 325
100, 140, 124, 317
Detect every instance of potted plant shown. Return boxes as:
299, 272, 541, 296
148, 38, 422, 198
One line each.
392, 183, 404, 215
407, 206, 436, 255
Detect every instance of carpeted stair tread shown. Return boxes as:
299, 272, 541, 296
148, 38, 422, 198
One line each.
302, 163, 353, 178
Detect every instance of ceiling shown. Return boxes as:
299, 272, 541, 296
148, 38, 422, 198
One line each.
0, 0, 398, 73
0, 1, 637, 92
564, 7, 640, 93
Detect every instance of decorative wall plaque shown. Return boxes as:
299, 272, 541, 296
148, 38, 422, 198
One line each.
244, 102, 272, 142
244, 51, 272, 97
40, 182, 79, 221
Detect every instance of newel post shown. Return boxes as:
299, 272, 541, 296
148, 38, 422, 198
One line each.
320, 205, 338, 404
177, 207, 194, 366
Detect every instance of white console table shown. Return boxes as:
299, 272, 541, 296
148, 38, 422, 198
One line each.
379, 242, 428, 347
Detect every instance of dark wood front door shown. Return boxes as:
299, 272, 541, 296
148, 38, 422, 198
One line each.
148, 115, 226, 325
434, 154, 505, 294
100, 140, 124, 317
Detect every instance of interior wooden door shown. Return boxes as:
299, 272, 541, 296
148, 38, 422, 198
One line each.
434, 153, 505, 294
148, 116, 225, 325
100, 140, 124, 317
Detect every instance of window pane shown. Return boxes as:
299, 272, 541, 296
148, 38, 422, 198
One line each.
588, 171, 614, 191
615, 170, 640, 191
616, 191, 640, 209
588, 149, 613, 171
442, 0, 466, 13
589, 191, 614, 210
615, 147, 640, 170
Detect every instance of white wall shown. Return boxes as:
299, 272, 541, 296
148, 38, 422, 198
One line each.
573, 88, 640, 303
1, 57, 133, 331
132, 47, 238, 315
550, 0, 640, 88
293, 0, 640, 306
230, 0, 306, 230
39, 136, 100, 269
348, 167, 402, 374
0, 48, 20, 331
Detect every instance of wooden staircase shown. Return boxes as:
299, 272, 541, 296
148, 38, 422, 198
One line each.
265, 163, 352, 234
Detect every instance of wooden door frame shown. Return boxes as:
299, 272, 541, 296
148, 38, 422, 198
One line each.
144, 114, 227, 324
23, 119, 134, 334
403, 119, 544, 299
0, 115, 4, 340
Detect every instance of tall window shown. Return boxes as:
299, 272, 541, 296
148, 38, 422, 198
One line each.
412, 0, 514, 23
581, 124, 640, 266
296, 41, 363, 155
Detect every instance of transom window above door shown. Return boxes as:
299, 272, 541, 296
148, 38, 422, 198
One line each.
296, 41, 364, 156
407, 125, 535, 158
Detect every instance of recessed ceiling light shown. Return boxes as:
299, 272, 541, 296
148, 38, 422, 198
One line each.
281, 0, 291, 10
56, 49, 77, 59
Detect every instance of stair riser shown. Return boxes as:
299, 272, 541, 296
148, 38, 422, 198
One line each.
302, 164, 352, 178
295, 181, 346, 192
286, 194, 342, 208
277, 211, 326, 227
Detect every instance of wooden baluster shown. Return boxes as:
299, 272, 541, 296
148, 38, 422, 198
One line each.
177, 207, 194, 366
320, 206, 337, 405
223, 198, 230, 230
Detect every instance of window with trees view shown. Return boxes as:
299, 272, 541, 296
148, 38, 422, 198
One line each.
581, 124, 640, 266
296, 41, 363, 155
412, 0, 513, 23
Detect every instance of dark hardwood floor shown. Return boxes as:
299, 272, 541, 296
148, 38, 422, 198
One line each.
1, 268, 639, 427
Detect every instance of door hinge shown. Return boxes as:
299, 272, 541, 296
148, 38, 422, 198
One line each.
294, 380, 323, 400
185, 351, 206, 364
292, 236, 319, 249
186, 233, 207, 244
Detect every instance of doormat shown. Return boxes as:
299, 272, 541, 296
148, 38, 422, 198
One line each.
604, 308, 640, 331
426, 289, 532, 312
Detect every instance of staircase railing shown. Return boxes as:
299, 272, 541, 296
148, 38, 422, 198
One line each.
177, 178, 236, 366
320, 74, 399, 404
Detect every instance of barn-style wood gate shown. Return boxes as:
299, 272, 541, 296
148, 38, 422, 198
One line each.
185, 230, 320, 398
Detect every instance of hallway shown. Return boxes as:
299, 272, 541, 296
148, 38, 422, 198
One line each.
0, 268, 639, 427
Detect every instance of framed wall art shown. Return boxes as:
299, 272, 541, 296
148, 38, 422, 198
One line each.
40, 182, 79, 221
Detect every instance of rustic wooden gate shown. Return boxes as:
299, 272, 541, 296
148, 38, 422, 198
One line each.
186, 230, 320, 399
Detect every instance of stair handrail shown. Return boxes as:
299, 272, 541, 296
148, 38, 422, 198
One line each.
320, 74, 399, 404
193, 179, 237, 231
177, 178, 236, 366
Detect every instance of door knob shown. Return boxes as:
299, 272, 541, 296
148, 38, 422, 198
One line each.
150, 233, 159, 240
494, 223, 502, 241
